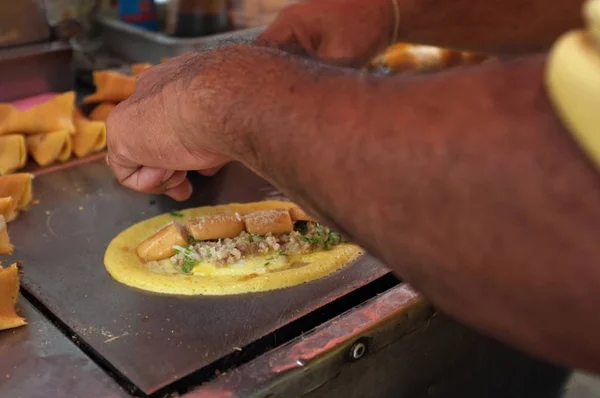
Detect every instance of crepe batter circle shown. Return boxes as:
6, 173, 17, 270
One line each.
104, 201, 363, 296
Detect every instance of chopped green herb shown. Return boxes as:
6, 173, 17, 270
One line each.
206, 250, 212, 258
188, 236, 198, 245
149, 200, 156, 205
181, 258, 198, 274
278, 250, 287, 257
266, 257, 274, 261
170, 210, 184, 217
264, 262, 271, 267
298, 234, 310, 243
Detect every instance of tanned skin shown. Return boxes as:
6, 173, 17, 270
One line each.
257, 0, 587, 63
106, 0, 600, 374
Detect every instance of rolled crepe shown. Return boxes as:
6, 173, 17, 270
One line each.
0, 173, 33, 210
0, 263, 26, 331
27, 130, 72, 167
0, 197, 17, 222
84, 71, 136, 103
371, 44, 491, 73
0, 216, 13, 255
132, 63, 152, 76
0, 135, 27, 175
89, 102, 116, 122
0, 92, 75, 135
72, 109, 106, 158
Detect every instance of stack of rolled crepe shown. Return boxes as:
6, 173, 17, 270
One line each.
0, 263, 27, 331
0, 92, 75, 170
369, 43, 489, 73
0, 173, 34, 255
85, 62, 156, 122
83, 70, 135, 122
0, 91, 109, 171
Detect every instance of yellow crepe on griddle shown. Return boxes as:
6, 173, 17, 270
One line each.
0, 263, 26, 330
89, 102, 116, 122
0, 135, 26, 175
0, 92, 75, 135
72, 109, 106, 158
0, 197, 17, 222
84, 71, 136, 104
26, 130, 72, 167
0, 216, 13, 255
105, 201, 363, 296
0, 173, 33, 210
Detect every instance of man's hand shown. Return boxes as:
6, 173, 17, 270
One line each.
256, 0, 395, 67
106, 50, 245, 201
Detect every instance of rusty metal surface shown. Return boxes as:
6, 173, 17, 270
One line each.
5, 159, 389, 395
187, 284, 428, 397
0, 298, 127, 398
190, 284, 569, 398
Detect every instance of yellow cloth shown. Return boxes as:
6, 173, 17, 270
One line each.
546, 0, 600, 169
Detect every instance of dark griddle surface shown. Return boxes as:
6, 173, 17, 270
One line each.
6, 160, 388, 395
0, 298, 127, 398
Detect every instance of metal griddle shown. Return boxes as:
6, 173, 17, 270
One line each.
5, 159, 389, 395
0, 299, 127, 397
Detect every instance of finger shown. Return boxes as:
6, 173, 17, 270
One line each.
165, 178, 193, 201
197, 167, 221, 177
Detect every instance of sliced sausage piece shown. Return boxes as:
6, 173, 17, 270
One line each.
245, 209, 293, 235
186, 212, 244, 241
136, 222, 189, 262
289, 207, 318, 223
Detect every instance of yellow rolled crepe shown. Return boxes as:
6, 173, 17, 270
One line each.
72, 109, 106, 158
84, 71, 136, 103
0, 173, 33, 210
89, 102, 116, 122
132, 63, 152, 76
0, 197, 17, 222
0, 134, 27, 175
26, 130, 72, 167
0, 92, 75, 135
0, 216, 13, 255
0, 263, 26, 331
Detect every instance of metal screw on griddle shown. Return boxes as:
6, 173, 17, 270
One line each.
350, 340, 367, 360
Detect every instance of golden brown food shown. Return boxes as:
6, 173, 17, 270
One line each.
370, 43, 489, 73
132, 63, 152, 76
0, 197, 17, 222
0, 134, 27, 175
0, 92, 75, 135
89, 102, 117, 122
26, 130, 72, 166
244, 209, 293, 235
72, 109, 107, 158
84, 71, 136, 104
0, 216, 13, 255
136, 222, 189, 262
0, 173, 33, 210
187, 212, 245, 241
289, 207, 318, 222
0, 263, 26, 330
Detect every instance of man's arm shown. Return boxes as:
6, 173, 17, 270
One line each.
259, 0, 587, 60
222, 54, 600, 372
400, 0, 585, 53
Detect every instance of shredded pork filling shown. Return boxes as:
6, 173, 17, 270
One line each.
170, 222, 342, 272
